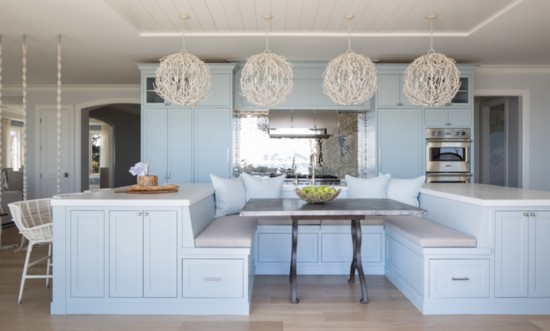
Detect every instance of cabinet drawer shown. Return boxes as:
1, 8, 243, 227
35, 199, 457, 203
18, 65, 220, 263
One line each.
429, 259, 489, 298
182, 259, 244, 298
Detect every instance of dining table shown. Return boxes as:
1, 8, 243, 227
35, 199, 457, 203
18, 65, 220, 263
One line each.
240, 198, 426, 304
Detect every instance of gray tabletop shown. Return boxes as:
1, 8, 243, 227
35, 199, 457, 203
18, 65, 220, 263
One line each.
240, 198, 426, 217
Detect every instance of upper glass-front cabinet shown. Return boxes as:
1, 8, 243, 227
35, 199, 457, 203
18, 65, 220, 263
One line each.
145, 76, 165, 104
449, 76, 470, 105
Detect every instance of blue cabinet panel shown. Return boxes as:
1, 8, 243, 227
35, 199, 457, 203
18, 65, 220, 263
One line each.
70, 210, 106, 298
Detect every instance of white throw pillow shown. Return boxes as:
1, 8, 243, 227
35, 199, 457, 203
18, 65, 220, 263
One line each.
387, 175, 426, 207
209, 174, 246, 217
344, 174, 391, 198
241, 173, 285, 201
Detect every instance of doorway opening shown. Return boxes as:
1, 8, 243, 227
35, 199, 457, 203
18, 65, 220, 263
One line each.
81, 103, 141, 191
474, 96, 522, 187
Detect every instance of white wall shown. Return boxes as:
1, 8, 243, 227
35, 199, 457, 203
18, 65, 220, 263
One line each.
3, 85, 140, 199
475, 66, 550, 191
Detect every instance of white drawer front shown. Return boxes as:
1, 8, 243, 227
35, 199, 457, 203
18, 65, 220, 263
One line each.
429, 259, 490, 298
182, 259, 244, 298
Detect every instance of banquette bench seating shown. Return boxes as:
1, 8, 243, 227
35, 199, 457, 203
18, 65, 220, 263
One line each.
192, 173, 480, 314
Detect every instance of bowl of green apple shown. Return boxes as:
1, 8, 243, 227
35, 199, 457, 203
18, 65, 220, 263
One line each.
295, 185, 341, 204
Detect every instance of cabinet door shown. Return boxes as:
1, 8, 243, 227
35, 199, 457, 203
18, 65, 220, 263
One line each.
70, 210, 105, 298
142, 108, 169, 179
425, 108, 472, 127
530, 211, 550, 297
168, 109, 193, 184
448, 109, 472, 126
194, 108, 232, 182
377, 108, 424, 177
495, 211, 529, 297
109, 211, 144, 298
377, 74, 413, 107
143, 211, 178, 298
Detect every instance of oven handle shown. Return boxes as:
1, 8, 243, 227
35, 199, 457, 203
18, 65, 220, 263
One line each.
426, 138, 472, 143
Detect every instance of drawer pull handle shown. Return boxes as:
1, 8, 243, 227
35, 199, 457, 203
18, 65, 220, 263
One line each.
452, 277, 470, 281
203, 277, 222, 282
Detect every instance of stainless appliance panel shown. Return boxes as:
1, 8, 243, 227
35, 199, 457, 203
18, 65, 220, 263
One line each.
426, 140, 471, 173
426, 173, 472, 183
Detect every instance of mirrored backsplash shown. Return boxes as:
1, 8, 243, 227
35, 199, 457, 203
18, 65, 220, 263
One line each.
233, 110, 368, 178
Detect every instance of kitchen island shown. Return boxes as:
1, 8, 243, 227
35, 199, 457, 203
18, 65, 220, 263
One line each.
50, 184, 255, 315
389, 183, 550, 314
49, 182, 550, 315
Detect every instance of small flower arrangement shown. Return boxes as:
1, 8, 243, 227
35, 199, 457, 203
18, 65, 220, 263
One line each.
129, 162, 149, 177
129, 162, 158, 186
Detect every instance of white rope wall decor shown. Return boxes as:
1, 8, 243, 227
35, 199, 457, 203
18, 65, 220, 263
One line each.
323, 15, 377, 106
0, 35, 3, 212
56, 35, 62, 194
22, 35, 28, 201
155, 15, 211, 106
240, 14, 293, 107
402, 15, 460, 107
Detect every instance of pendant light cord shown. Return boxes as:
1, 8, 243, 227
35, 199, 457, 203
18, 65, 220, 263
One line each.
428, 16, 435, 53
264, 15, 271, 51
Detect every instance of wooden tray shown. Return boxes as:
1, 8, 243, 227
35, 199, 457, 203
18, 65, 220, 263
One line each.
115, 188, 178, 194
115, 184, 179, 194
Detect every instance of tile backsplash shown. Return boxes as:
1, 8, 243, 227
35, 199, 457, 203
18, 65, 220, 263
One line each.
233, 111, 367, 178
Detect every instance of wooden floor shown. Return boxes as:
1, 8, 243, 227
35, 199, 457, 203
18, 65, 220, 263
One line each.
1, 225, 549, 331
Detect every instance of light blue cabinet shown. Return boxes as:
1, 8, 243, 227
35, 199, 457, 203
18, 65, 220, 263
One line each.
234, 62, 370, 110
377, 108, 424, 178
194, 108, 232, 182
69, 210, 106, 298
424, 108, 472, 127
109, 210, 177, 298
495, 210, 550, 298
377, 74, 416, 108
139, 63, 235, 182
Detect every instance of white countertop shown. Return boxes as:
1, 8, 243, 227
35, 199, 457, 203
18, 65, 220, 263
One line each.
420, 183, 550, 207
51, 183, 214, 207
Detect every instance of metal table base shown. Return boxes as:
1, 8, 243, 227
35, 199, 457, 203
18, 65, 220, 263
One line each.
290, 215, 368, 304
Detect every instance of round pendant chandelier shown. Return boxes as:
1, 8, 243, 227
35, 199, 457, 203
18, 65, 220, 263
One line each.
403, 15, 460, 107
323, 15, 377, 106
155, 15, 211, 106
240, 14, 293, 107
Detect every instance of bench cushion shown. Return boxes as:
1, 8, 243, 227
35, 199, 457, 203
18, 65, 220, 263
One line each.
195, 215, 258, 248
384, 216, 477, 248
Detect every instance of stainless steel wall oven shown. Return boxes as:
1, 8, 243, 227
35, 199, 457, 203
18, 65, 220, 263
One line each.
426, 128, 472, 183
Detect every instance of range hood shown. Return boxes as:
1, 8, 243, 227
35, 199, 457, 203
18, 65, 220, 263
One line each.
268, 110, 338, 139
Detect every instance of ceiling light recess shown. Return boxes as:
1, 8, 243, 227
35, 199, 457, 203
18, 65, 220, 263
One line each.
403, 15, 460, 107
323, 14, 377, 106
155, 14, 211, 106
240, 14, 293, 107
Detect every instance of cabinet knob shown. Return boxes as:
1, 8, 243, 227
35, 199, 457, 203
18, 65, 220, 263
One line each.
137, 212, 142, 216
523, 212, 529, 217
397, 102, 403, 106
144, 212, 149, 217
530, 212, 536, 217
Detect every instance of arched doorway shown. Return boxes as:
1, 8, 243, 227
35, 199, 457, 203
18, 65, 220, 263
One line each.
81, 103, 141, 191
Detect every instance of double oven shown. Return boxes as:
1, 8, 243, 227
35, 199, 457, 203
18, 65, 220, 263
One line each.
425, 128, 472, 183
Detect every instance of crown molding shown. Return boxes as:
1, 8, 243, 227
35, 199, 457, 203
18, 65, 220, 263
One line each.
476, 65, 550, 75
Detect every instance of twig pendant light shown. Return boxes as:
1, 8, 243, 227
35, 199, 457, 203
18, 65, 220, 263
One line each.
403, 15, 460, 107
240, 14, 293, 107
323, 15, 377, 106
155, 15, 211, 106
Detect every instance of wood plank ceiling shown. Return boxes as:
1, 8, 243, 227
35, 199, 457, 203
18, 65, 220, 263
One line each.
106, 0, 521, 36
